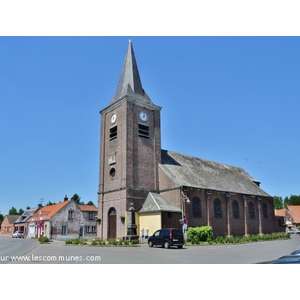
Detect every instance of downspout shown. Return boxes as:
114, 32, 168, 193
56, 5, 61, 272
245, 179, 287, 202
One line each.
180, 186, 184, 220
99, 112, 106, 239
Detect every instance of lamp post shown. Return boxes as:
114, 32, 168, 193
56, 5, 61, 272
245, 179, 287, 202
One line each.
181, 189, 190, 233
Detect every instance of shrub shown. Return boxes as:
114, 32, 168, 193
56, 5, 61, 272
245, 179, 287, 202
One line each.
131, 239, 139, 245
123, 240, 130, 246
212, 233, 290, 244
38, 236, 50, 243
187, 226, 213, 243
65, 238, 87, 245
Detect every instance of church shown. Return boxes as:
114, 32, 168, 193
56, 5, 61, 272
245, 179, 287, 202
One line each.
97, 40, 278, 240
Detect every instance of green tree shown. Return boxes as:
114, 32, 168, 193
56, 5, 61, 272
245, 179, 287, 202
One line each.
86, 201, 95, 206
8, 207, 23, 215
273, 196, 283, 210
46, 201, 56, 206
71, 193, 84, 205
289, 195, 300, 205
283, 196, 289, 208
284, 195, 300, 207
0, 212, 4, 226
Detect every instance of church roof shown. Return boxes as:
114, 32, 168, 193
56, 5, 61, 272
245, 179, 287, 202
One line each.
139, 192, 182, 213
109, 40, 154, 106
160, 150, 271, 197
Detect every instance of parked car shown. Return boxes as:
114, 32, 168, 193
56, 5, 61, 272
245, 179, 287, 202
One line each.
286, 228, 300, 234
290, 249, 300, 255
261, 256, 300, 264
12, 231, 25, 238
258, 254, 300, 264
148, 228, 184, 249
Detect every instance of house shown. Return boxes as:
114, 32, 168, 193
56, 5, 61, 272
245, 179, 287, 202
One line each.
14, 205, 42, 236
97, 40, 278, 240
77, 204, 98, 238
275, 205, 300, 232
274, 208, 286, 231
0, 215, 19, 236
286, 205, 300, 226
285, 205, 300, 232
26, 196, 98, 240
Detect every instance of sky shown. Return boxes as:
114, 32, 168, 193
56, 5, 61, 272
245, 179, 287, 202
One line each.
1, 35, 300, 216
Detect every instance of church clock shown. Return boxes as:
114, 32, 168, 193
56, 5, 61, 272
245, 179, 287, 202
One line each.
110, 113, 117, 124
139, 111, 148, 121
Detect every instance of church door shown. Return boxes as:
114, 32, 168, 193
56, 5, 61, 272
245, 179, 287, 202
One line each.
108, 207, 117, 239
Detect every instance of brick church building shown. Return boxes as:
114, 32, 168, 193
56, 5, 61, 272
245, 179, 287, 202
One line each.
97, 40, 278, 240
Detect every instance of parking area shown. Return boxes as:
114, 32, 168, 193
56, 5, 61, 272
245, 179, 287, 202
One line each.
2, 234, 299, 264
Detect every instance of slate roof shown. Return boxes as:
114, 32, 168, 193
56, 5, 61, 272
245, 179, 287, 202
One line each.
109, 39, 155, 107
160, 150, 271, 197
15, 207, 39, 223
139, 192, 182, 213
5, 215, 19, 224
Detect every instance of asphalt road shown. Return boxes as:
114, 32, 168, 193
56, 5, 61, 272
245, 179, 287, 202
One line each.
1, 234, 300, 264
0, 235, 37, 264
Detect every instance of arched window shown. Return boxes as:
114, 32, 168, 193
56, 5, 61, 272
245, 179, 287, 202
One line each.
249, 202, 255, 219
232, 200, 239, 219
214, 198, 222, 218
192, 197, 201, 218
262, 203, 268, 218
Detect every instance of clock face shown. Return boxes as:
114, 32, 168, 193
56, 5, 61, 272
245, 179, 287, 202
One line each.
139, 111, 148, 121
111, 113, 117, 124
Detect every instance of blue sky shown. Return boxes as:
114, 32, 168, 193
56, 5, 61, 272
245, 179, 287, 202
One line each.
1, 36, 299, 216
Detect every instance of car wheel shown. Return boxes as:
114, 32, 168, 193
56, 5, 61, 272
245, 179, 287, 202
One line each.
178, 245, 183, 249
148, 240, 153, 247
164, 241, 170, 249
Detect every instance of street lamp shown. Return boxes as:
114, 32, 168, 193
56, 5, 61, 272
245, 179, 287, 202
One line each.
181, 191, 190, 218
181, 189, 190, 233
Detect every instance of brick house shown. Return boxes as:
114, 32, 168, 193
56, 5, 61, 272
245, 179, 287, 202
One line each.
97, 40, 278, 240
27, 196, 97, 240
274, 208, 286, 231
0, 215, 19, 236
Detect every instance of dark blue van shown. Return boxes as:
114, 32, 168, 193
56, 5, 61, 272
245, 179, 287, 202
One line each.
148, 228, 184, 249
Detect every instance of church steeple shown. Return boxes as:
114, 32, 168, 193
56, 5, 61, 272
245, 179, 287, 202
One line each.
110, 39, 153, 106
98, 38, 162, 240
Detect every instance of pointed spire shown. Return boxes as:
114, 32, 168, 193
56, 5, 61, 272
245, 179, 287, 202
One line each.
110, 40, 153, 105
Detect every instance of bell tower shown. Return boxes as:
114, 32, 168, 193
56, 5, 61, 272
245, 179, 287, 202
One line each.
97, 40, 162, 239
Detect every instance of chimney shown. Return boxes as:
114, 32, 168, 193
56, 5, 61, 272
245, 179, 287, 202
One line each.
38, 203, 43, 208
26, 206, 30, 210
64, 195, 68, 202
